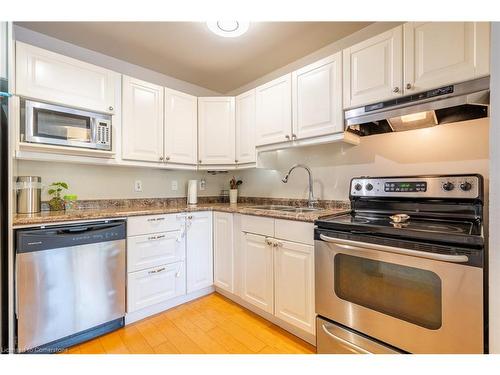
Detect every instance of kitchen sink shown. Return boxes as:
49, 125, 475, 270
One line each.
249, 205, 321, 213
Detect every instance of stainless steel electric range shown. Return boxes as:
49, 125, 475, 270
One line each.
314, 174, 486, 354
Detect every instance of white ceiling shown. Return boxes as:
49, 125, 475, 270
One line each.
16, 22, 372, 93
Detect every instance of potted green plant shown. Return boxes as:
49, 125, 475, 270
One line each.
47, 182, 69, 211
229, 177, 242, 204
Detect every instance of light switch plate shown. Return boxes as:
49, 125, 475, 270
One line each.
171, 180, 178, 191
134, 180, 143, 192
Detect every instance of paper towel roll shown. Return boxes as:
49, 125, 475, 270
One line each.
187, 180, 198, 205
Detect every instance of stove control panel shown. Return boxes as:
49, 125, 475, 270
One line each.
350, 175, 480, 199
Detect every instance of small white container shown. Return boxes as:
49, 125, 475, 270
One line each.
229, 189, 238, 204
187, 180, 198, 205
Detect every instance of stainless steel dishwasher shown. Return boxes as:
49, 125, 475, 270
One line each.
15, 220, 126, 353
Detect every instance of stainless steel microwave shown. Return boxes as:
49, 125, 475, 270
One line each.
21, 99, 112, 151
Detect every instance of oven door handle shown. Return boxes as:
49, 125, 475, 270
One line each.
321, 323, 371, 354
319, 234, 469, 263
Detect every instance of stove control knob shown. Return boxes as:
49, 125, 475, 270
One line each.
365, 183, 374, 191
460, 181, 472, 191
442, 182, 455, 191
354, 183, 362, 191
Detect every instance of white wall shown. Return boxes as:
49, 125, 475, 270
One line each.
489, 22, 500, 354
237, 119, 489, 201
17, 161, 228, 200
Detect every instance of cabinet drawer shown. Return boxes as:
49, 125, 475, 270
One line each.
128, 231, 185, 273
275, 219, 314, 245
127, 214, 183, 236
241, 215, 274, 237
127, 261, 186, 313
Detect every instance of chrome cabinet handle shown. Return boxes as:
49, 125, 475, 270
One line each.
235, 159, 238, 163
108, 106, 114, 111
147, 217, 165, 222
321, 324, 370, 354
285, 135, 290, 140
147, 234, 166, 241
319, 234, 469, 263
406, 83, 412, 90
265, 238, 273, 246
159, 156, 164, 161
393, 87, 400, 93
148, 267, 166, 274
187, 215, 193, 220
275, 240, 283, 247
165, 156, 170, 161
291, 134, 297, 140
198, 159, 202, 164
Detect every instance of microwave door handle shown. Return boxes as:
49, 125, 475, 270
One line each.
90, 117, 98, 144
319, 234, 469, 263
321, 324, 371, 354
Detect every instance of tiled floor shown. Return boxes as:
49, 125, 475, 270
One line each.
62, 293, 316, 354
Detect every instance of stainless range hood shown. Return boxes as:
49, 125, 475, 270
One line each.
345, 77, 490, 136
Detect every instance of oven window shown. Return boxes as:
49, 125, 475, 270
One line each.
334, 254, 442, 330
33, 108, 91, 142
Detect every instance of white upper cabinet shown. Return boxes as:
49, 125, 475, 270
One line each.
164, 88, 198, 165
274, 240, 315, 334
343, 26, 403, 108
403, 22, 490, 93
186, 211, 214, 293
292, 52, 343, 139
198, 97, 235, 165
122, 75, 164, 163
16, 42, 116, 113
255, 74, 292, 146
213, 212, 234, 293
235, 89, 256, 164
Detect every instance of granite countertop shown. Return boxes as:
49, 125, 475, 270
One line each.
13, 198, 349, 227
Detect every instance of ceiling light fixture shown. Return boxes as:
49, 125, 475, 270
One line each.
207, 21, 249, 38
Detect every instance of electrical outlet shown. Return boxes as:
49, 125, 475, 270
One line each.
200, 178, 206, 191
171, 180, 178, 191
134, 180, 143, 192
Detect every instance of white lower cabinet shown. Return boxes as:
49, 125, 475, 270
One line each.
213, 212, 234, 293
240, 233, 274, 314
238, 215, 315, 336
186, 211, 214, 293
127, 261, 186, 313
274, 240, 315, 334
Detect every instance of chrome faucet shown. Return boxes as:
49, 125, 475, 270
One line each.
282, 164, 318, 208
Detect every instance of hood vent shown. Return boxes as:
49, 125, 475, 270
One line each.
345, 77, 489, 137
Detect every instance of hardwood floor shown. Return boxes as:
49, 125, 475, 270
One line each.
62, 293, 316, 354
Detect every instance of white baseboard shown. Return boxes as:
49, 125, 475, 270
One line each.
125, 286, 214, 325
215, 287, 316, 346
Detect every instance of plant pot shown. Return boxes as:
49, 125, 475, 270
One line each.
48, 197, 65, 211
229, 189, 238, 204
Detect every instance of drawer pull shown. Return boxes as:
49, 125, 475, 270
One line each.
148, 267, 166, 274
147, 217, 166, 222
147, 234, 166, 241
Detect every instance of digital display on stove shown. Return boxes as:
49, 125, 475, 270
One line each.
385, 181, 427, 192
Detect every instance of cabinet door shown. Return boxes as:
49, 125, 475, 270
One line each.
274, 240, 315, 334
186, 211, 213, 293
292, 52, 343, 139
122, 75, 164, 162
127, 231, 186, 273
404, 22, 490, 93
164, 88, 198, 165
198, 97, 235, 165
241, 233, 274, 314
255, 74, 292, 146
343, 26, 403, 108
213, 212, 234, 293
127, 261, 186, 313
15, 42, 116, 113
235, 89, 256, 164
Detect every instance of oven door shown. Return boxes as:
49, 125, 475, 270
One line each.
315, 231, 483, 354
24, 100, 110, 150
